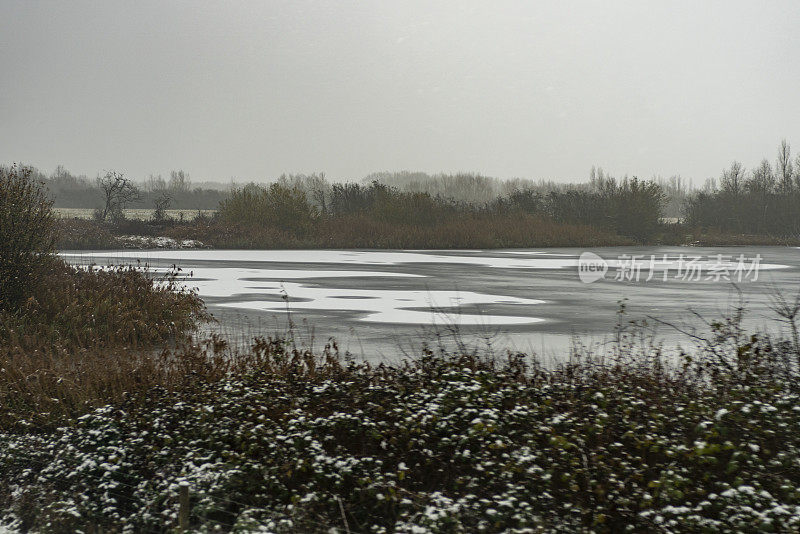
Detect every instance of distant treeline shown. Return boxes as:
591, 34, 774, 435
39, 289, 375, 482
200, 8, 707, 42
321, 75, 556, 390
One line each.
273, 170, 688, 220
365, 169, 690, 219
685, 140, 800, 236
5, 163, 690, 218
3, 165, 228, 210
13, 140, 800, 244
218, 174, 664, 243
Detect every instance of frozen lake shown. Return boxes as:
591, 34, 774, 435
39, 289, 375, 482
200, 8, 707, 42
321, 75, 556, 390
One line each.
62, 247, 800, 361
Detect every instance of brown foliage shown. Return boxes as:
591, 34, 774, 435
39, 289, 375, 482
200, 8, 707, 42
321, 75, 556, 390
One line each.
0, 257, 209, 429
0, 165, 56, 310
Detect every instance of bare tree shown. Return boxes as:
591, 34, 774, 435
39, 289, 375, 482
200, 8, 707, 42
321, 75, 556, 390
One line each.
794, 153, 800, 190
152, 190, 172, 223
720, 161, 745, 195
747, 159, 775, 193
169, 170, 191, 193
145, 173, 167, 193
96, 170, 139, 221
778, 139, 793, 192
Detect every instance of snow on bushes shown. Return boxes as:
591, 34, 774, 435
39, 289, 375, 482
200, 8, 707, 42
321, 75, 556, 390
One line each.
2, 347, 800, 533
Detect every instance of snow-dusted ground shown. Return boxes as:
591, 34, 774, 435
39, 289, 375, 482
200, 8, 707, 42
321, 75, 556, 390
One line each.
114, 235, 205, 249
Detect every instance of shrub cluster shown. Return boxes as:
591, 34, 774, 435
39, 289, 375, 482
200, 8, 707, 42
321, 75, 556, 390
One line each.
55, 217, 117, 249
1, 331, 799, 533
686, 188, 800, 236
0, 261, 206, 352
684, 141, 800, 236
218, 183, 317, 235
202, 179, 656, 248
0, 169, 209, 430
0, 165, 56, 310
491, 176, 665, 242
0, 258, 209, 429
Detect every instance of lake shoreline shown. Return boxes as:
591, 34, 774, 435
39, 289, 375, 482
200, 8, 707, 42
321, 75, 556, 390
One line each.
56, 214, 800, 251
58, 229, 800, 252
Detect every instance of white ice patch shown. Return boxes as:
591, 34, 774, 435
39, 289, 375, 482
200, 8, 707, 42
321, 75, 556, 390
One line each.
216, 281, 545, 325
61, 252, 547, 324
166, 267, 422, 297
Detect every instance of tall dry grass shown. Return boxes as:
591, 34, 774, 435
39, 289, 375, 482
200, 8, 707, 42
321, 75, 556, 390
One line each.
0, 166, 213, 430
0, 259, 213, 429
164, 181, 632, 249
162, 213, 629, 249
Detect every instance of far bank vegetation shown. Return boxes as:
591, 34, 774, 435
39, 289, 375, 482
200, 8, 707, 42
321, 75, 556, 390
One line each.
7, 139, 800, 248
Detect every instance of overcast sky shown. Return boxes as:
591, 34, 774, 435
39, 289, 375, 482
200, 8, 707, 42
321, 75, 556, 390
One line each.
2, 1, 799, 184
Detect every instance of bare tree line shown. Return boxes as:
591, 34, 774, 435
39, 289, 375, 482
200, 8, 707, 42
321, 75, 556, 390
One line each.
0, 165, 229, 211
686, 139, 800, 235
5, 162, 691, 216
9, 139, 800, 238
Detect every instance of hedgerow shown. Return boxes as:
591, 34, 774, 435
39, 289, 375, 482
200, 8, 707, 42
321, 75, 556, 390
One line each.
2, 336, 799, 533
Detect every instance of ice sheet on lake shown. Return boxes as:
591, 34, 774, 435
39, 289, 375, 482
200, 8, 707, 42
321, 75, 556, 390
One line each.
68, 260, 545, 325
210, 281, 545, 325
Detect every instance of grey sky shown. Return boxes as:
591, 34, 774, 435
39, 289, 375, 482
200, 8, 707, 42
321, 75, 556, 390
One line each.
2, 1, 799, 184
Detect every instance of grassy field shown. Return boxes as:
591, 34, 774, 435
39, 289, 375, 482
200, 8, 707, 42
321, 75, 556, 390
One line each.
54, 207, 216, 220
